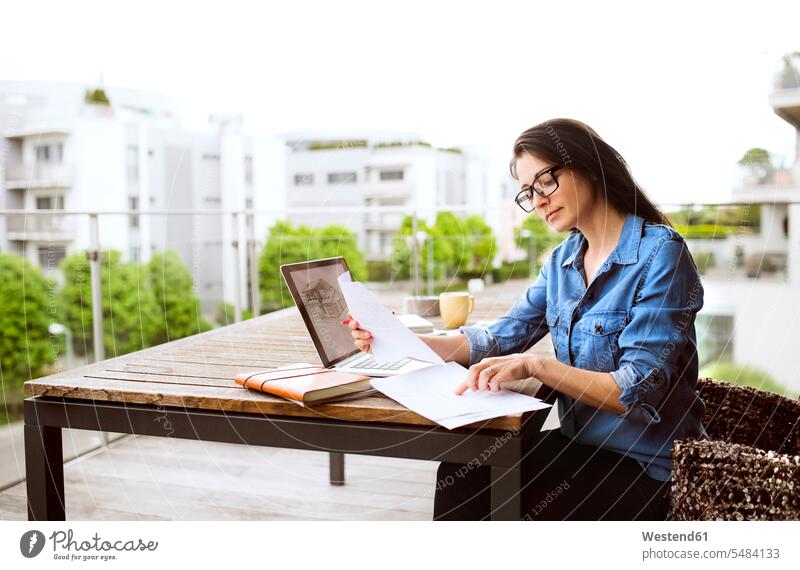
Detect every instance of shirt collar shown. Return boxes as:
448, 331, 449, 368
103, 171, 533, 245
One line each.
561, 212, 644, 267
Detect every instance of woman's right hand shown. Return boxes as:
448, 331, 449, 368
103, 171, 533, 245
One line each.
346, 313, 373, 354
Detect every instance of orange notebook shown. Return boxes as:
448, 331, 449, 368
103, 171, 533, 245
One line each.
234, 363, 375, 406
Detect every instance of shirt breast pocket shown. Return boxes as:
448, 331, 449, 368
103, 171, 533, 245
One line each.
575, 310, 628, 372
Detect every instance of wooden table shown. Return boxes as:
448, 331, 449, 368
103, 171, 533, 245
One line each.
24, 302, 555, 521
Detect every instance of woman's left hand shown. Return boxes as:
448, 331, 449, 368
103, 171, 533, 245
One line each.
454, 354, 542, 395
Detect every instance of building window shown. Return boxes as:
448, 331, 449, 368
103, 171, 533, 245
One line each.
129, 247, 141, 263
327, 171, 357, 184
35, 143, 63, 164
294, 173, 314, 186
38, 245, 66, 270
129, 196, 139, 229
245, 197, 253, 209
35, 196, 65, 209
245, 156, 254, 185
380, 169, 404, 181
127, 145, 139, 181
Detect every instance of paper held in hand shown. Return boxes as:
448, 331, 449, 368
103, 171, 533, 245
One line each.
371, 361, 552, 429
337, 271, 444, 364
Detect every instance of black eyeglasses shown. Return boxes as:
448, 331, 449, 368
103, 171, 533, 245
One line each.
514, 165, 564, 213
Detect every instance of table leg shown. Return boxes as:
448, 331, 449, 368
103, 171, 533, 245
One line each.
25, 424, 65, 521
490, 466, 521, 521
329, 452, 345, 486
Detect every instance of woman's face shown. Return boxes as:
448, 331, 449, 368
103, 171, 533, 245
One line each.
514, 152, 599, 232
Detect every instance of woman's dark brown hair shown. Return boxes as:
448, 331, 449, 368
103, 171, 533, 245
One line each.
510, 118, 672, 227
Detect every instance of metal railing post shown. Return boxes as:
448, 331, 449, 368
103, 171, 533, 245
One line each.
232, 211, 247, 322
247, 211, 261, 317
87, 213, 105, 363
88, 213, 109, 446
411, 212, 420, 296
427, 235, 434, 296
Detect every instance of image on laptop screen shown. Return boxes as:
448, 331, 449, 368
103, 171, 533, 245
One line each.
281, 258, 359, 366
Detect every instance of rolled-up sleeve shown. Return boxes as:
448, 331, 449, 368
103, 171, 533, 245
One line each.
459, 261, 550, 367
611, 237, 704, 423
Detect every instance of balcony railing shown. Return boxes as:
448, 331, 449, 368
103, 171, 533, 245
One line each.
4, 162, 75, 188
4, 212, 77, 240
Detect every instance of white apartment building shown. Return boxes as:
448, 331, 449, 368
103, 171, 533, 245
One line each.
0, 81, 286, 314
282, 131, 506, 262
693, 63, 800, 394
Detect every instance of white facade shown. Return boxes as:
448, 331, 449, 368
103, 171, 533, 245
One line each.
0, 81, 285, 314
696, 76, 800, 394
283, 132, 506, 262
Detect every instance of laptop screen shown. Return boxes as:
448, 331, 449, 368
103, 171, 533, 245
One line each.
280, 257, 360, 368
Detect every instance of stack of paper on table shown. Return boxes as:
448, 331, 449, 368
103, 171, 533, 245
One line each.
395, 313, 434, 333
337, 272, 444, 364
371, 362, 551, 429
336, 272, 550, 428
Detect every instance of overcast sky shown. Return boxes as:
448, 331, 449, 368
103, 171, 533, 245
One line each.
2, 0, 798, 205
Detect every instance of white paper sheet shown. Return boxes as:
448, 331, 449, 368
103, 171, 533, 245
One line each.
370, 361, 551, 429
337, 272, 444, 364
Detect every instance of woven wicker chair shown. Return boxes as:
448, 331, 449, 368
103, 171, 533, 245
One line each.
668, 377, 800, 520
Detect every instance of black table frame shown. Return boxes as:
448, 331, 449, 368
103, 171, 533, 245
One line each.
24, 387, 555, 521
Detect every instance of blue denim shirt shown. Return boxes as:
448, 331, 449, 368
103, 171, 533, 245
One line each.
460, 213, 707, 480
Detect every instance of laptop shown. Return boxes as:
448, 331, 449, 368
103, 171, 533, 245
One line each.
280, 257, 435, 377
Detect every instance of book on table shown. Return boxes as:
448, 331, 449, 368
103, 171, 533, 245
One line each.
234, 363, 376, 406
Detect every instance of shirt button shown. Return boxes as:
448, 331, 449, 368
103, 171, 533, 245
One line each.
594, 324, 604, 334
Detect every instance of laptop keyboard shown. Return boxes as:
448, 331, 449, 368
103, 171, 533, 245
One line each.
348, 355, 411, 371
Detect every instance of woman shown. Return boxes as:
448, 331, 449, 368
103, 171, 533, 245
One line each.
348, 118, 706, 520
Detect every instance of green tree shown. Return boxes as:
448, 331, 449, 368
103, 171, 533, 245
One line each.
148, 251, 212, 344
738, 147, 774, 183
60, 250, 160, 358
390, 212, 499, 281
431, 212, 465, 276
388, 215, 421, 280
258, 221, 366, 312
215, 302, 253, 326
84, 88, 111, 106
462, 215, 497, 276
314, 225, 366, 281
0, 253, 57, 412
515, 215, 565, 268
389, 215, 454, 281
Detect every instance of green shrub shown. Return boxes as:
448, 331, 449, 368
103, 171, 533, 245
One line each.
307, 140, 367, 150
258, 221, 366, 313
60, 250, 160, 358
215, 302, 253, 326
0, 253, 57, 413
84, 88, 111, 106
515, 215, 566, 261
374, 140, 431, 149
493, 262, 537, 283
674, 224, 733, 240
148, 251, 212, 343
691, 251, 716, 275
366, 260, 393, 282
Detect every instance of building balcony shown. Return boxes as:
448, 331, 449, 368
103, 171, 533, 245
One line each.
5, 212, 77, 241
362, 180, 412, 198
770, 55, 800, 127
3, 162, 75, 189
731, 166, 800, 203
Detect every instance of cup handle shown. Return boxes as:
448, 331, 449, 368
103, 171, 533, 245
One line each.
467, 295, 475, 315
